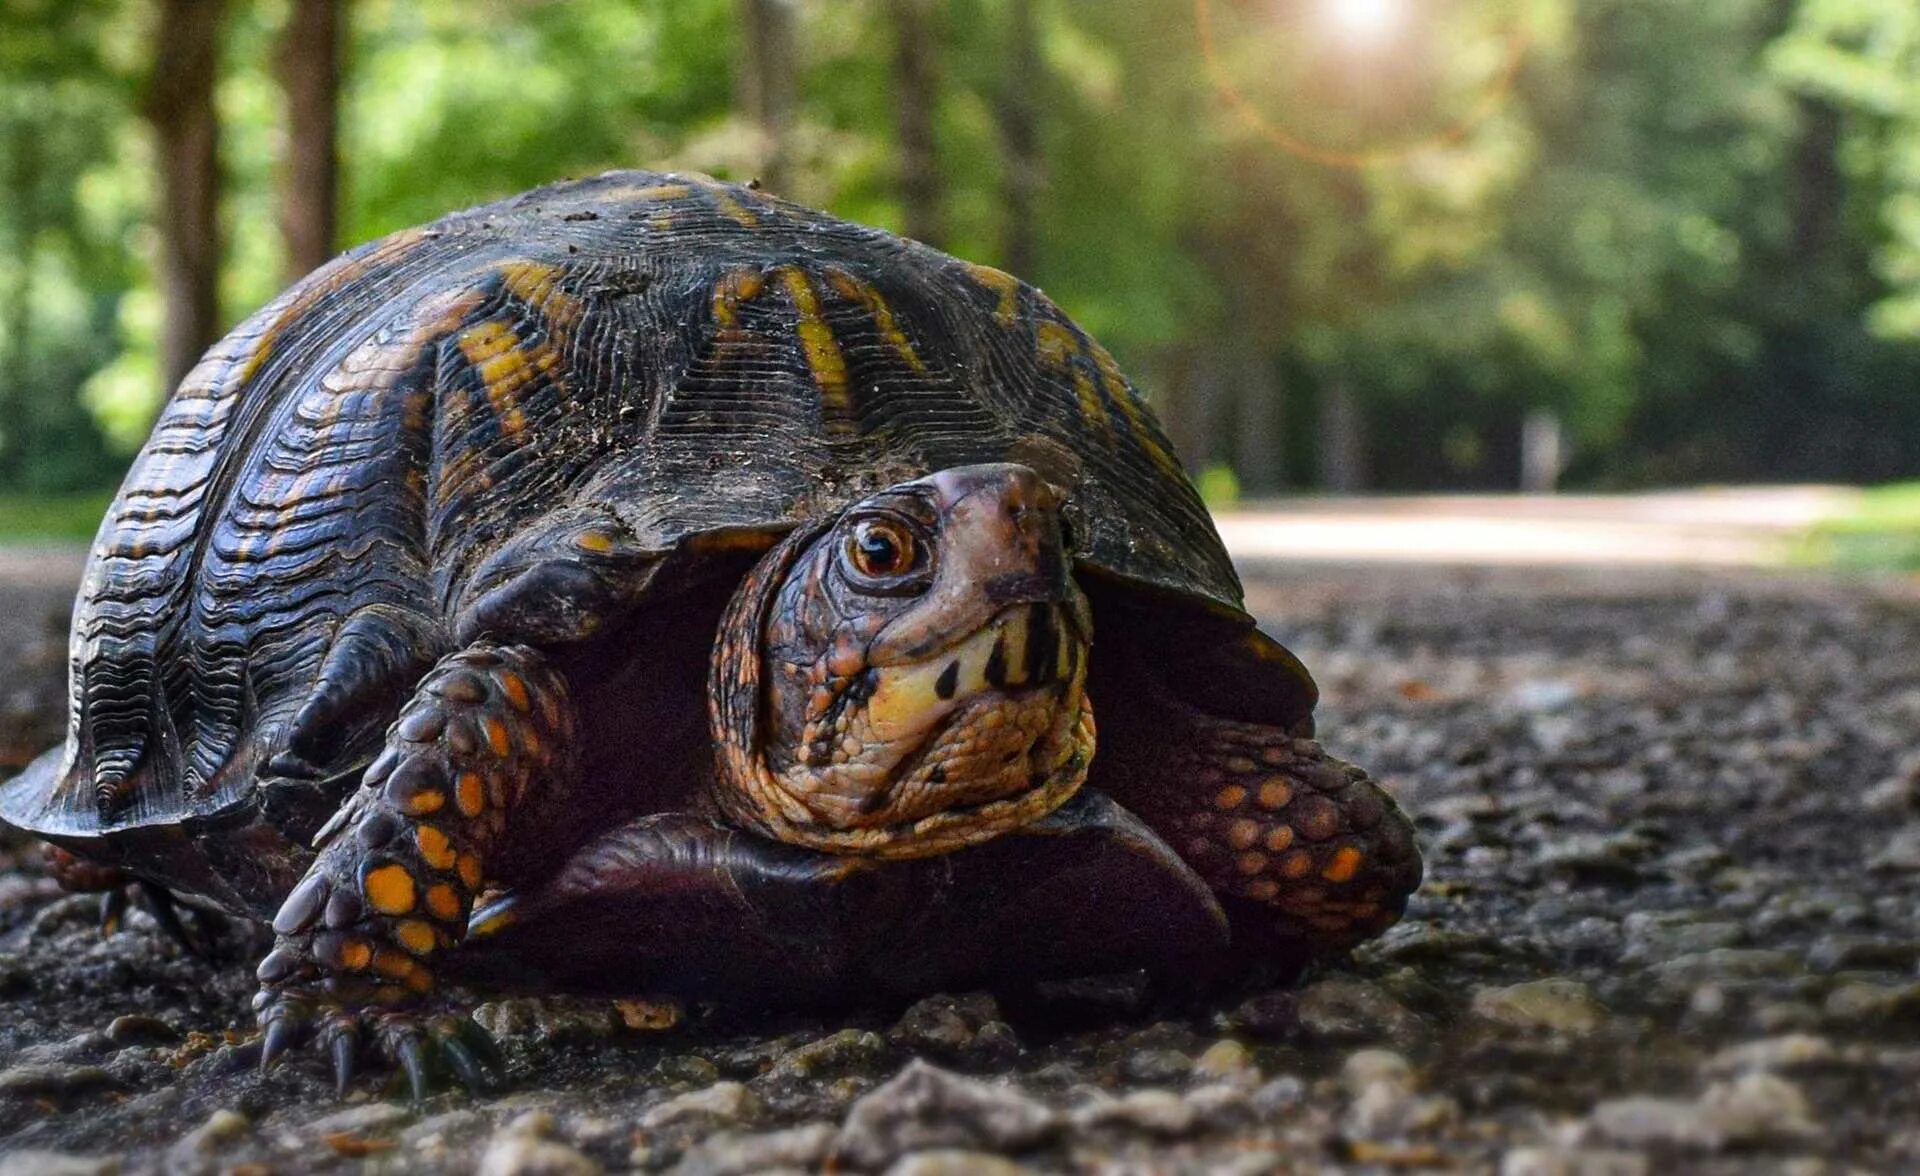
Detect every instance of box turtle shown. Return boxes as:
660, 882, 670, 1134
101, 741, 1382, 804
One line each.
1, 171, 1419, 1095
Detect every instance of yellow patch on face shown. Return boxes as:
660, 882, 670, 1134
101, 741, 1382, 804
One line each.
395, 918, 437, 956
825, 270, 926, 372
963, 261, 1022, 325
1322, 846, 1364, 884
415, 824, 456, 871
710, 268, 768, 329
455, 772, 488, 818
777, 268, 854, 433
363, 863, 417, 915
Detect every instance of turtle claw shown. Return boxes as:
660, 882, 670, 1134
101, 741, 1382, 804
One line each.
255, 991, 500, 1098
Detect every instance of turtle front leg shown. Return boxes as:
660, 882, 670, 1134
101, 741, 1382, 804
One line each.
254, 642, 575, 1096
1106, 695, 1421, 970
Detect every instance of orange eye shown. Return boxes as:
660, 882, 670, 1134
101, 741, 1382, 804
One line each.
848, 518, 916, 578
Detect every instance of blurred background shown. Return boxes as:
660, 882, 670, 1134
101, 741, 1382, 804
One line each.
0, 0, 1915, 563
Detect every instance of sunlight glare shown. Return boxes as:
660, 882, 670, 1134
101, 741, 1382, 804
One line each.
1324, 0, 1406, 46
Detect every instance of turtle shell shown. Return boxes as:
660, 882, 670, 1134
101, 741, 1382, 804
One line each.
2, 170, 1280, 852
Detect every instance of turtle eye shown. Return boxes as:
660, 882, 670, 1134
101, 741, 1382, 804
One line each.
846, 517, 919, 581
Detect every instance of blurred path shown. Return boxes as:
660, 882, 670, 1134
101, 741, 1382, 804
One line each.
1216, 485, 1858, 567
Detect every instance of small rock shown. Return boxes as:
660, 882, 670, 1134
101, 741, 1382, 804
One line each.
104, 1014, 177, 1046
1621, 915, 1745, 964
1071, 1088, 1196, 1135
471, 997, 622, 1045
401, 1109, 487, 1152
1590, 1073, 1816, 1150
1294, 978, 1423, 1044
1807, 934, 1920, 972
477, 1133, 603, 1176
1184, 1082, 1255, 1130
1341, 1049, 1414, 1097
305, 1102, 414, 1138
1706, 1035, 1838, 1074
1472, 978, 1606, 1036
0, 1063, 114, 1095
1191, 1038, 1260, 1085
0, 1154, 118, 1176
1221, 990, 1297, 1038
174, 1109, 248, 1154
1651, 948, 1796, 986
887, 993, 1018, 1061
1250, 1075, 1306, 1116
765, 1029, 888, 1081
1501, 1147, 1650, 1176
836, 1060, 1056, 1170
1823, 981, 1920, 1025
1863, 774, 1915, 815
885, 1151, 1035, 1176
1588, 1097, 1712, 1150
641, 1082, 762, 1131
669, 1123, 837, 1176
1120, 1046, 1192, 1084
1870, 824, 1920, 872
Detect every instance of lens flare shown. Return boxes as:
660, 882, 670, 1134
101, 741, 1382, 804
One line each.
1325, 0, 1406, 46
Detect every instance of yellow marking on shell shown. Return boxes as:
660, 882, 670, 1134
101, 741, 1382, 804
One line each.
496, 671, 531, 712
1033, 320, 1112, 435
1089, 340, 1187, 480
455, 771, 487, 817
694, 177, 759, 226
415, 825, 457, 871
340, 939, 372, 970
426, 883, 463, 922
600, 181, 693, 203
395, 919, 437, 956
777, 268, 855, 434
497, 259, 584, 336
481, 717, 512, 758
401, 789, 445, 816
963, 261, 1022, 325
711, 268, 768, 329
575, 531, 617, 555
825, 270, 926, 372
457, 854, 483, 890
456, 318, 563, 437
1322, 846, 1364, 884
363, 864, 417, 915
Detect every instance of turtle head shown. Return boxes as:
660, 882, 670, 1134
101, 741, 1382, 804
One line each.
708, 463, 1095, 858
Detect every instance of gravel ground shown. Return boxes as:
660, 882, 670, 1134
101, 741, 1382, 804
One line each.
2, 558, 1918, 1174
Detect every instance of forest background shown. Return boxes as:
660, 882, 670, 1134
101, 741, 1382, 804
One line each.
0, 0, 1916, 526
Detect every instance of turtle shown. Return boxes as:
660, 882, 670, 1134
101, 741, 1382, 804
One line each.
0, 170, 1420, 1096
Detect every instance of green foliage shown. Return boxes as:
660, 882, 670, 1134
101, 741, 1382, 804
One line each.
0, 0, 1914, 502
1796, 481, 1920, 571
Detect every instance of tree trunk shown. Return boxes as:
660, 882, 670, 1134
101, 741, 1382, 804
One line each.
886, 0, 942, 246
146, 0, 223, 398
996, 0, 1041, 277
1317, 378, 1369, 492
0, 122, 39, 486
276, 0, 343, 282
1231, 347, 1284, 494
734, 0, 797, 196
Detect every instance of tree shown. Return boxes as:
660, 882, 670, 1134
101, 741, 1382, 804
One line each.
146, 0, 222, 398
734, 0, 797, 194
276, 0, 344, 281
995, 0, 1041, 277
887, 0, 943, 246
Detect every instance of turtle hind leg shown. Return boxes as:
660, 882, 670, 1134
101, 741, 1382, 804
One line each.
1097, 684, 1421, 967
39, 845, 223, 957
253, 641, 577, 1096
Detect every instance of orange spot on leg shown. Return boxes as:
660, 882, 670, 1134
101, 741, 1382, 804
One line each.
1322, 846, 1365, 884
1212, 785, 1248, 811
363, 864, 417, 915
455, 772, 487, 818
395, 919, 437, 956
426, 883, 462, 922
416, 825, 456, 871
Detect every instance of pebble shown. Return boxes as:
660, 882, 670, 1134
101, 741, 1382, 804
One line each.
1501, 1147, 1650, 1176
173, 1109, 248, 1154
1870, 824, 1920, 871
1706, 1035, 1839, 1074
765, 1028, 888, 1081
103, 1014, 176, 1046
1822, 980, 1920, 1024
668, 1123, 837, 1176
887, 992, 1019, 1062
1070, 1089, 1195, 1135
641, 1082, 762, 1131
1120, 1046, 1192, 1084
0, 1063, 114, 1095
1589, 1073, 1816, 1150
884, 1151, 1036, 1176
836, 1060, 1056, 1169
1191, 1038, 1260, 1085
1472, 978, 1606, 1035
303, 1102, 414, 1137
0, 1154, 118, 1176
477, 1134, 603, 1176
1293, 977, 1423, 1043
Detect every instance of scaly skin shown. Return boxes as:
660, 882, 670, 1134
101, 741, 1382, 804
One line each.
252, 643, 573, 1095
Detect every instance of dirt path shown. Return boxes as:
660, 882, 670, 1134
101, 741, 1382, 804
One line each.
1, 556, 1916, 1173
